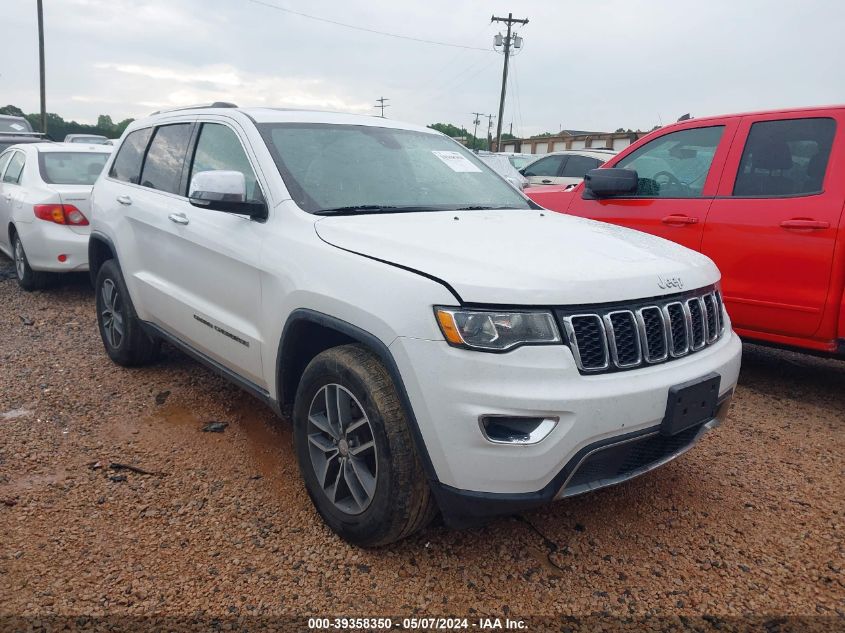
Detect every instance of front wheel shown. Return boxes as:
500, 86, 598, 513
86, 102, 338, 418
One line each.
293, 344, 436, 546
95, 259, 160, 366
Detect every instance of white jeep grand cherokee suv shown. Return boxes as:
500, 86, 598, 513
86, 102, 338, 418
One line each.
88, 104, 741, 546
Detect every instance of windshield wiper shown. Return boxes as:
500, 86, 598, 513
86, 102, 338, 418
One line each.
452, 205, 514, 211
314, 205, 444, 216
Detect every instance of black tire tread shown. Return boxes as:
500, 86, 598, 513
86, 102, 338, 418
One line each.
12, 231, 52, 291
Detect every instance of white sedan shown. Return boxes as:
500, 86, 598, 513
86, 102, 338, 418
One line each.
0, 142, 112, 289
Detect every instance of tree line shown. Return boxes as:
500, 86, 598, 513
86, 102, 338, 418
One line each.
0, 104, 134, 140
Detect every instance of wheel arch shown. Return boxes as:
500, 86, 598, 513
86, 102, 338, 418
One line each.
88, 231, 117, 285
277, 308, 440, 483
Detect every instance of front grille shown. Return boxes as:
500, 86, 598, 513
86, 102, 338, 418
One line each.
563, 423, 703, 492
559, 288, 725, 374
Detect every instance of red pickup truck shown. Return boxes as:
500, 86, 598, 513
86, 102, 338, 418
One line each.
527, 105, 845, 357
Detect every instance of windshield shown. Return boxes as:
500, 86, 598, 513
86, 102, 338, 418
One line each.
39, 152, 109, 185
0, 118, 32, 133
258, 123, 531, 214
507, 155, 533, 170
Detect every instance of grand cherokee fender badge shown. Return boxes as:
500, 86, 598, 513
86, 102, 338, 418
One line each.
193, 314, 250, 347
657, 275, 684, 290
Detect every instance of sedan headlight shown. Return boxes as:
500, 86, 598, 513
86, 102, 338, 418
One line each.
434, 307, 561, 352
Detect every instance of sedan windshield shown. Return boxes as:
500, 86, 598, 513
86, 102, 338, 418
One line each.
39, 152, 109, 185
258, 123, 531, 214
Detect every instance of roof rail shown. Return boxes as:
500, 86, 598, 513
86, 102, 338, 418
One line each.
149, 102, 238, 116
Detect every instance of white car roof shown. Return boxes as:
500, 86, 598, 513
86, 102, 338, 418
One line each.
532, 149, 618, 160
34, 142, 112, 153
130, 106, 440, 136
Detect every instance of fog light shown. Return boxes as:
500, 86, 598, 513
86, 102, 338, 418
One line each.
57, 254, 68, 262
479, 415, 558, 445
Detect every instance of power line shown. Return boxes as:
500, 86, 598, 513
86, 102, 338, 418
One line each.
246, 0, 493, 51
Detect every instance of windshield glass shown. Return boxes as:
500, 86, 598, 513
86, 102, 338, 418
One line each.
507, 155, 533, 170
0, 118, 32, 133
39, 152, 109, 185
258, 123, 531, 214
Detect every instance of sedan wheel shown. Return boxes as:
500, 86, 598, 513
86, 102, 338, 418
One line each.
99, 278, 125, 349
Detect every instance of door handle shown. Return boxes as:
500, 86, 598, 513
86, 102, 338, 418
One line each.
541, 179, 553, 184
168, 212, 189, 225
116, 195, 132, 206
661, 214, 699, 225
780, 219, 829, 230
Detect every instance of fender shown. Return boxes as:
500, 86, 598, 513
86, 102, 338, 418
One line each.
277, 308, 440, 483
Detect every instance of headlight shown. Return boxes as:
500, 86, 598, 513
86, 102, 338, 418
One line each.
434, 307, 561, 352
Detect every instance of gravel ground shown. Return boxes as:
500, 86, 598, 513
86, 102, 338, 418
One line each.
0, 253, 843, 628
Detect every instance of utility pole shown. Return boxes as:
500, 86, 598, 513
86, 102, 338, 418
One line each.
485, 113, 495, 150
373, 97, 390, 118
491, 12, 528, 151
471, 112, 483, 150
37, 0, 46, 134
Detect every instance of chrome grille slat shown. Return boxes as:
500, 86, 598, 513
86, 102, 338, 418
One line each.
558, 287, 726, 374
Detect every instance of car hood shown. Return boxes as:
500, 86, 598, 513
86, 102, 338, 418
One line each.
314, 209, 719, 305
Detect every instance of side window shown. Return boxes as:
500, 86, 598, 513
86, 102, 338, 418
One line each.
188, 123, 263, 202
0, 151, 13, 179
561, 155, 602, 178
617, 126, 724, 198
109, 128, 153, 184
523, 155, 566, 177
733, 118, 836, 197
2, 152, 25, 184
139, 124, 193, 194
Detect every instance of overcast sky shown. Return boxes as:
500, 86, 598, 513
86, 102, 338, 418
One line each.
3, 0, 844, 136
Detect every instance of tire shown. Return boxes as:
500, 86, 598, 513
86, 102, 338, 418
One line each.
293, 344, 437, 547
94, 259, 160, 366
12, 231, 51, 291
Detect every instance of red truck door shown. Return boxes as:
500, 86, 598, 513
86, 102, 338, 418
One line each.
702, 112, 844, 339
566, 122, 737, 251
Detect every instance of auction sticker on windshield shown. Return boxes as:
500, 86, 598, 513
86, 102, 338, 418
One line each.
431, 150, 482, 173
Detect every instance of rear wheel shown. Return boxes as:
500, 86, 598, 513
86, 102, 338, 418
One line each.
293, 344, 436, 547
95, 259, 160, 366
12, 231, 51, 291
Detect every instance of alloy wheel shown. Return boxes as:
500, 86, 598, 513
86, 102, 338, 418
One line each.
307, 383, 378, 515
100, 278, 125, 349
13, 238, 25, 280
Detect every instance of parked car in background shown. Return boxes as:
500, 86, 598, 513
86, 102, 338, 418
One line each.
527, 104, 845, 358
475, 151, 527, 189
0, 115, 48, 152
0, 114, 34, 134
0, 142, 112, 289
521, 149, 617, 187
502, 152, 535, 171
64, 134, 110, 145
87, 105, 740, 546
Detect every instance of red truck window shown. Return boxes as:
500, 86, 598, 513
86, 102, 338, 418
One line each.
616, 126, 724, 198
732, 117, 836, 197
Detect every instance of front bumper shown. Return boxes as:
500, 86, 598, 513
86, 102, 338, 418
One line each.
389, 329, 742, 521
14, 221, 89, 272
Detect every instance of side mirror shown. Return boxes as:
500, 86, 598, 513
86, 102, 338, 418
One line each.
189, 170, 267, 219
583, 168, 639, 199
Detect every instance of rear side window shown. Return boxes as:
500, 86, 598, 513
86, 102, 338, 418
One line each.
617, 126, 724, 197
523, 155, 566, 177
110, 128, 153, 184
139, 124, 193, 194
733, 118, 836, 197
2, 152, 25, 184
0, 151, 12, 178
560, 155, 602, 178
189, 123, 264, 203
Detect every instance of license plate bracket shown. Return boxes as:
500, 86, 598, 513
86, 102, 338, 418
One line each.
661, 373, 721, 436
